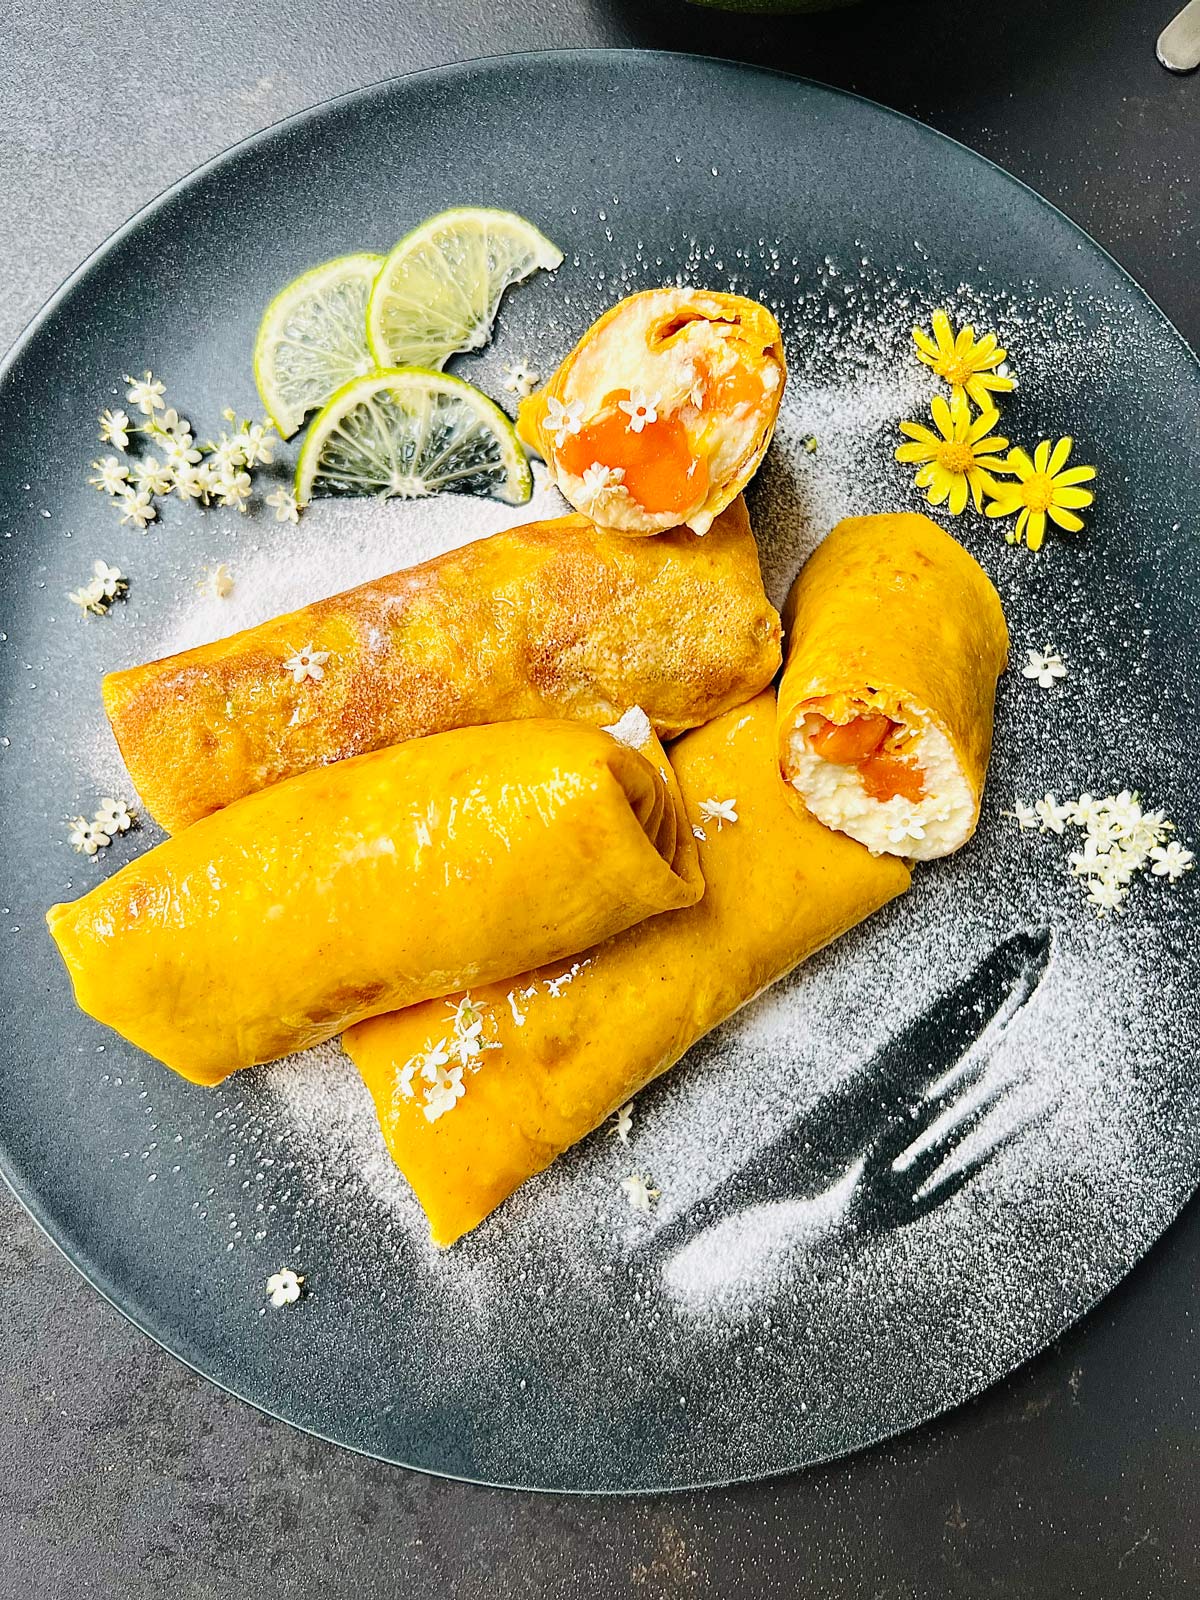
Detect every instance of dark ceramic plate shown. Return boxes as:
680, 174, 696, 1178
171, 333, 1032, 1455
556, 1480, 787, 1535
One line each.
1, 52, 1198, 1493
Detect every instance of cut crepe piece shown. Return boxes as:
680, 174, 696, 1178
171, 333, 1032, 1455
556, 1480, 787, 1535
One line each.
102, 496, 780, 833
47, 718, 701, 1087
343, 691, 910, 1247
777, 512, 1009, 861
517, 288, 785, 536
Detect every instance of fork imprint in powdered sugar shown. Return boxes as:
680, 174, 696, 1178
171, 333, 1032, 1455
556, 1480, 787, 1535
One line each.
654, 927, 1054, 1299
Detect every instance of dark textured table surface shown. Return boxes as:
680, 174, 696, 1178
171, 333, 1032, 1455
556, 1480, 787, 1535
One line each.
2, 1, 1197, 1595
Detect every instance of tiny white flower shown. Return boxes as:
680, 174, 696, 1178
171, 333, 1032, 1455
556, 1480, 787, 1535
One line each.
243, 422, 276, 466
545, 394, 584, 448
1107, 790, 1144, 836
618, 389, 660, 434
698, 797, 738, 831
602, 705, 652, 750
1085, 877, 1126, 916
266, 486, 300, 524
423, 1063, 466, 1122
88, 456, 130, 495
580, 461, 625, 498
197, 562, 234, 599
620, 1172, 659, 1214
1150, 841, 1194, 881
94, 796, 135, 834
887, 812, 927, 845
91, 560, 127, 600
266, 1268, 304, 1307
613, 1102, 633, 1143
1009, 800, 1039, 831
1034, 794, 1070, 835
209, 434, 248, 476
215, 469, 253, 513
154, 407, 191, 440
68, 578, 108, 616
502, 361, 540, 397
124, 370, 166, 416
132, 455, 173, 496
117, 488, 157, 530
1066, 793, 1104, 828
1022, 648, 1068, 690
68, 815, 110, 855
418, 1042, 452, 1083
98, 408, 132, 449
161, 430, 203, 469
283, 644, 329, 684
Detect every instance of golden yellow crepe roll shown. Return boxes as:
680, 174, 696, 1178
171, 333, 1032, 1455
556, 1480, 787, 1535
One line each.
517, 289, 785, 537
777, 513, 1008, 861
47, 718, 701, 1086
343, 692, 909, 1247
102, 499, 781, 833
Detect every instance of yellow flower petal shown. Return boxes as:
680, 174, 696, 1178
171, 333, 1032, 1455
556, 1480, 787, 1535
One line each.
896, 443, 937, 464
976, 454, 1011, 473
1048, 437, 1073, 476
1008, 448, 1035, 481
1052, 487, 1094, 509
930, 394, 953, 439
932, 310, 954, 355
948, 390, 973, 435
912, 328, 939, 359
1048, 506, 1085, 532
955, 326, 975, 357
948, 474, 969, 516
914, 463, 938, 489
973, 439, 1010, 460
1033, 441, 1052, 475
1027, 510, 1047, 550
1054, 465, 1095, 487
1015, 508, 1030, 540
967, 407, 1002, 443
898, 420, 939, 445
925, 468, 953, 507
985, 492, 1023, 517
966, 468, 990, 512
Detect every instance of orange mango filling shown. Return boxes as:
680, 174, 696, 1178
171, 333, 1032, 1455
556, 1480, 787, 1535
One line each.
558, 396, 706, 517
808, 713, 927, 805
698, 359, 764, 415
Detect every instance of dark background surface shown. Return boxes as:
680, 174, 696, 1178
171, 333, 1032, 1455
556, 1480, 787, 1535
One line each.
1, 0, 1197, 1594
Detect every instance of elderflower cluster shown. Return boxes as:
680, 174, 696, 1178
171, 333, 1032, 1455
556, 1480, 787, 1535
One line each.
67, 559, 127, 617
395, 994, 501, 1124
1010, 790, 1193, 916
88, 374, 296, 526
67, 797, 137, 857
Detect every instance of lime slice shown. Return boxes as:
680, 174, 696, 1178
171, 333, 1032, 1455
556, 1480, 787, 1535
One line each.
295, 368, 533, 507
366, 207, 563, 369
254, 253, 382, 438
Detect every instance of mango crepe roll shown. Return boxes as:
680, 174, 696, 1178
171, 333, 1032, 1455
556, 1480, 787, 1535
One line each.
103, 499, 781, 833
777, 513, 1009, 861
517, 289, 785, 536
47, 718, 702, 1086
343, 692, 909, 1248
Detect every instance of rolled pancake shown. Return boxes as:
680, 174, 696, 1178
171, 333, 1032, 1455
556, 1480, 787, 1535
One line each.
102, 497, 781, 833
47, 719, 701, 1086
517, 289, 785, 536
343, 692, 910, 1247
777, 513, 1008, 861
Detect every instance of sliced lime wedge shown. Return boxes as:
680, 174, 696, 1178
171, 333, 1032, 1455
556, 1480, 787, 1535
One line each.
254, 253, 382, 438
366, 207, 563, 370
294, 368, 533, 507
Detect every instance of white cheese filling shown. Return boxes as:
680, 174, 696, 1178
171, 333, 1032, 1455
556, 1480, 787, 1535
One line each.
786, 713, 977, 861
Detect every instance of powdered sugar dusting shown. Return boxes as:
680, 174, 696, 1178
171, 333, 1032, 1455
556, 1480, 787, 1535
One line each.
21, 231, 1200, 1491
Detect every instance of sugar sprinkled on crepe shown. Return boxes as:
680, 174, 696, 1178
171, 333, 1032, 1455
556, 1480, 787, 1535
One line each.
603, 706, 652, 750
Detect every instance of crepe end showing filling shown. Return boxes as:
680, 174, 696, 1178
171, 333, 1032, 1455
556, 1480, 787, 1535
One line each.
520, 289, 785, 535
785, 700, 977, 861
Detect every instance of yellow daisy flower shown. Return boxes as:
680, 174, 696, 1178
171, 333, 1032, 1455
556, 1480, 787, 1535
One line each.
912, 309, 1016, 410
984, 438, 1096, 551
895, 392, 1009, 515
